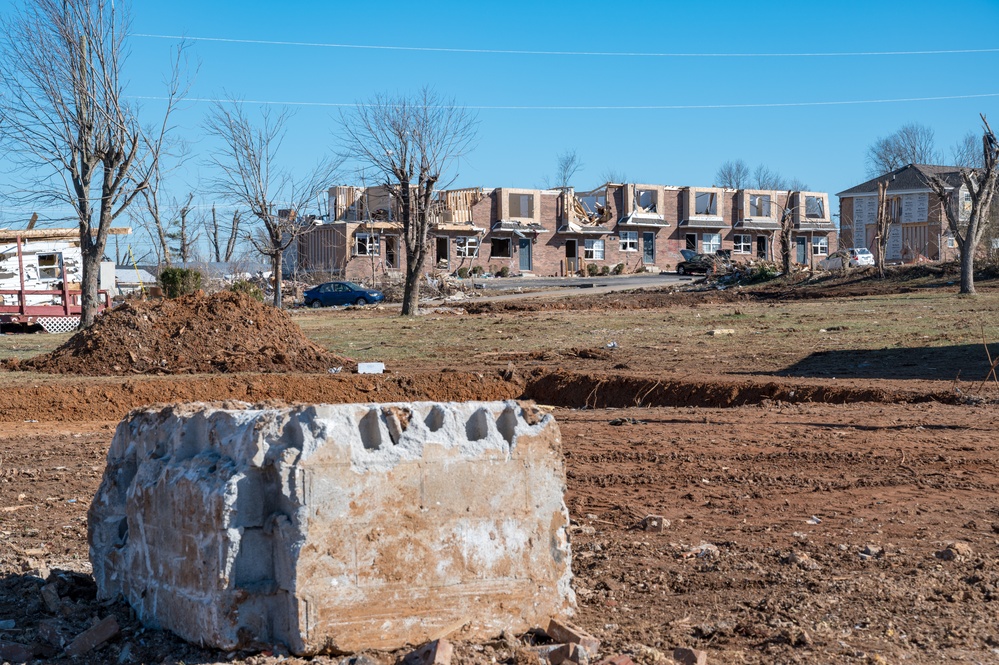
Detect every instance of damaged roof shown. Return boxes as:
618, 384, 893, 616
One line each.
837, 164, 969, 196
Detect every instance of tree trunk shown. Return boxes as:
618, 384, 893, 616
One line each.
272, 251, 283, 308
79, 242, 102, 329
959, 241, 976, 294
401, 262, 422, 315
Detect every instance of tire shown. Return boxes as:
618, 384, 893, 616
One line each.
355, 297, 367, 306
309, 300, 321, 309
677, 266, 685, 275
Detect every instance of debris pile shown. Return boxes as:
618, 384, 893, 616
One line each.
6, 290, 352, 375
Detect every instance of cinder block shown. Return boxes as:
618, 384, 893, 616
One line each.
89, 401, 574, 655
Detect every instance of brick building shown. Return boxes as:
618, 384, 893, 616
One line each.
837, 164, 967, 263
297, 181, 837, 280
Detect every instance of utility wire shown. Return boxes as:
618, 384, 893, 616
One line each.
131, 92, 999, 110
130, 33, 999, 58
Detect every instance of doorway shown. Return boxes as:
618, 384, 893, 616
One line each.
518, 238, 532, 272
642, 232, 655, 264
565, 239, 578, 273
756, 236, 768, 260
795, 236, 807, 264
385, 237, 398, 269
435, 237, 449, 269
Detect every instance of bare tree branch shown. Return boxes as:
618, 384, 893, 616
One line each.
543, 149, 583, 190
204, 97, 339, 307
866, 122, 940, 178
338, 87, 477, 315
715, 159, 750, 189
0, 0, 188, 327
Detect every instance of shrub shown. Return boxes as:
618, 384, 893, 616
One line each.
600, 265, 610, 275
497, 266, 510, 277
158, 267, 202, 298
457, 267, 469, 279
586, 263, 600, 276
612, 263, 625, 275
471, 265, 484, 275
229, 279, 264, 302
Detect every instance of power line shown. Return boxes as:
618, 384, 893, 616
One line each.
130, 33, 999, 58
131, 92, 999, 110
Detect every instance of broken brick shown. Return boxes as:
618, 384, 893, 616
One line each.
65, 616, 120, 657
545, 619, 600, 658
40, 583, 61, 613
597, 656, 635, 665
0, 640, 32, 664
673, 646, 707, 665
404, 638, 454, 665
641, 515, 667, 533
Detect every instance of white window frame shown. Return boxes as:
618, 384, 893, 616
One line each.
733, 234, 752, 254
583, 238, 605, 260
354, 232, 380, 256
812, 236, 829, 256
701, 232, 721, 254
456, 236, 479, 258
619, 231, 638, 252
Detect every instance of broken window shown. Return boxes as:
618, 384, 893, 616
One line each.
749, 194, 771, 217
805, 195, 826, 219
960, 189, 972, 222
733, 234, 752, 254
619, 231, 638, 252
456, 236, 479, 258
509, 193, 534, 219
37, 253, 60, 280
695, 192, 717, 216
702, 232, 721, 254
491, 237, 512, 258
635, 189, 657, 213
685, 234, 697, 251
583, 239, 605, 260
812, 236, 829, 255
354, 233, 380, 256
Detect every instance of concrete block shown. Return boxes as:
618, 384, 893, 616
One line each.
89, 400, 574, 655
673, 647, 707, 665
545, 618, 600, 658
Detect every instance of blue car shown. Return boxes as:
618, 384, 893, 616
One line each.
303, 281, 385, 308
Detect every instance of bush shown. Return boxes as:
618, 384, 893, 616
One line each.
497, 266, 510, 277
457, 267, 469, 279
600, 265, 610, 275
158, 267, 202, 298
471, 265, 484, 276
229, 279, 264, 302
586, 263, 600, 277
612, 263, 625, 275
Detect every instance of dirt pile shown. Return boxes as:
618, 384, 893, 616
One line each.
7, 291, 353, 375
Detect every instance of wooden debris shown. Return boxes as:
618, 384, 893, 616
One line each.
65, 616, 119, 657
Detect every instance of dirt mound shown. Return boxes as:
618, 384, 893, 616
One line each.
8, 291, 353, 375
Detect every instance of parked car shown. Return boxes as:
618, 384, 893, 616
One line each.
818, 247, 875, 270
676, 253, 732, 275
303, 281, 385, 308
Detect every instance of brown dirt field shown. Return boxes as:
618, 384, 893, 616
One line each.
3, 272, 999, 664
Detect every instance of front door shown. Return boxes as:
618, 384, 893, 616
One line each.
565, 239, 578, 274
518, 238, 532, 271
756, 236, 768, 260
642, 232, 655, 264
795, 236, 807, 264
435, 237, 449, 269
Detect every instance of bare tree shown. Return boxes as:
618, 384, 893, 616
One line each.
600, 168, 628, 184
0, 0, 186, 327
543, 149, 584, 189
873, 180, 893, 278
776, 195, 796, 274
203, 205, 242, 263
927, 115, 999, 295
715, 159, 750, 189
204, 99, 337, 307
339, 87, 477, 316
866, 122, 940, 177
166, 195, 199, 264
751, 164, 809, 192
952, 130, 984, 169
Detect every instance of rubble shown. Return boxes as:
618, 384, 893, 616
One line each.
89, 400, 574, 655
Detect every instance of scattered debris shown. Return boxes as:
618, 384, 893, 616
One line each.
403, 638, 453, 665
708, 329, 734, 336
357, 362, 385, 374
783, 550, 821, 571
673, 646, 707, 665
65, 616, 120, 657
683, 543, 719, 560
639, 515, 668, 533
544, 618, 601, 659
860, 545, 883, 560
935, 541, 973, 561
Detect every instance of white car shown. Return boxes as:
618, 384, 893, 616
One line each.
818, 247, 875, 270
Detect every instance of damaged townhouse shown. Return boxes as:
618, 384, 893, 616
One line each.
294, 181, 837, 280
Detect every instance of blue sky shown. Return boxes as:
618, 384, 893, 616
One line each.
4, 0, 999, 229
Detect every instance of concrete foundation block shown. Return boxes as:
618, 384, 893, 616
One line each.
89, 400, 574, 655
